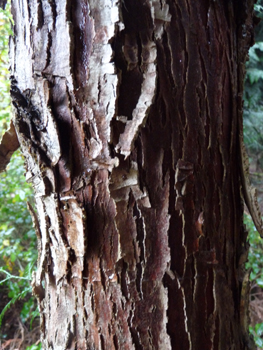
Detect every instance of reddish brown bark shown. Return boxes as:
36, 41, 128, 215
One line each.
11, 0, 255, 349
0, 121, 19, 172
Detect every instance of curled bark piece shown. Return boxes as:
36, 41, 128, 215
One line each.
0, 120, 20, 172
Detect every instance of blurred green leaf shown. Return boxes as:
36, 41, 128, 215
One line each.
25, 343, 42, 350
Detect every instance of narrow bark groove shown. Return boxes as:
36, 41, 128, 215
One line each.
10, 0, 254, 349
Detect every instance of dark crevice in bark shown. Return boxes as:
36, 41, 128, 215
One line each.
133, 201, 145, 261
100, 334, 105, 350
120, 260, 129, 300
66, 327, 75, 349
130, 327, 143, 350
44, 32, 53, 72
113, 334, 119, 350
70, 0, 92, 97
100, 260, 107, 292
90, 284, 95, 313
114, 34, 143, 118
36, 0, 44, 30
135, 263, 143, 298
49, 0, 57, 30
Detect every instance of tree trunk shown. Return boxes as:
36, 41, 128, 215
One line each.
10, 0, 255, 349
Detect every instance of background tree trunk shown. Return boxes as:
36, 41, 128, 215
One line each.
10, 0, 255, 349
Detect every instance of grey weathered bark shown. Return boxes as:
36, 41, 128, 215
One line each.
10, 0, 255, 349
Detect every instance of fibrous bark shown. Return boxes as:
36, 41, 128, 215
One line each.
10, 0, 255, 349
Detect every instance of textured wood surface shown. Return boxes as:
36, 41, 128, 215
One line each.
10, 0, 255, 349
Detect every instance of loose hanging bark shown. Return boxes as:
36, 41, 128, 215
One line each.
0, 120, 19, 172
10, 0, 256, 349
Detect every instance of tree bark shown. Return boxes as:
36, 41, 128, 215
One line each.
10, 0, 255, 349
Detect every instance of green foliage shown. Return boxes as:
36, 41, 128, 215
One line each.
245, 213, 263, 349
0, 282, 31, 328
244, 3, 263, 340
246, 42, 263, 85
0, 1, 12, 132
245, 214, 263, 285
0, 1, 40, 347
249, 323, 263, 348
0, 152, 37, 277
244, 51, 263, 156
0, 151, 38, 334
255, 3, 263, 20
243, 1, 263, 171
26, 343, 42, 350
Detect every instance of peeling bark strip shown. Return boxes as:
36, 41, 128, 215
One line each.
11, 0, 255, 349
0, 121, 19, 172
